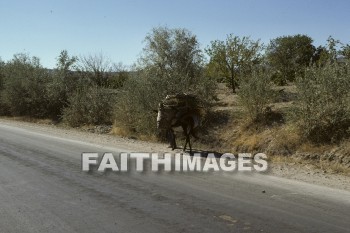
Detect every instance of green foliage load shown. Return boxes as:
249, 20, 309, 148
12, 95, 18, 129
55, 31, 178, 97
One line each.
156, 93, 203, 131
162, 93, 201, 109
296, 63, 350, 143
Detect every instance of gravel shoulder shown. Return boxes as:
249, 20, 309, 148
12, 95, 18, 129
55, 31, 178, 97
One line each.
1, 118, 349, 191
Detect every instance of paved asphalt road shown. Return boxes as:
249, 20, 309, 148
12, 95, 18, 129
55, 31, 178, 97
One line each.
0, 122, 349, 233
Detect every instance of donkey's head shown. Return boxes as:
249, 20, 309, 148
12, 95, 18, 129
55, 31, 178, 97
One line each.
156, 103, 177, 129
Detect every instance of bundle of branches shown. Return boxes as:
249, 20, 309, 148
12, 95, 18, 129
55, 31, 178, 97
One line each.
162, 93, 202, 110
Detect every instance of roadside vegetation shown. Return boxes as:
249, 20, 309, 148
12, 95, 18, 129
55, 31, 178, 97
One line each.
0, 27, 349, 171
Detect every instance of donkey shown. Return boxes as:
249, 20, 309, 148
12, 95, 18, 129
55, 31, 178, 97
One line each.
156, 102, 201, 153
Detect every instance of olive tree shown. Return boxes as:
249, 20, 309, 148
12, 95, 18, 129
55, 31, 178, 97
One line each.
138, 26, 209, 95
295, 63, 350, 143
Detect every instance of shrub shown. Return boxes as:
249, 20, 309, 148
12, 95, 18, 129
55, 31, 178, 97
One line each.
45, 69, 86, 120
1, 54, 51, 118
62, 86, 116, 127
295, 63, 350, 143
237, 69, 276, 124
115, 76, 158, 134
0, 59, 7, 115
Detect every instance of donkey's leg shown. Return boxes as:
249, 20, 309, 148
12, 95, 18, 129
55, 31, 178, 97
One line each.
171, 129, 177, 150
187, 134, 192, 154
183, 125, 195, 153
183, 136, 188, 151
167, 129, 176, 150
181, 125, 186, 151
184, 135, 193, 152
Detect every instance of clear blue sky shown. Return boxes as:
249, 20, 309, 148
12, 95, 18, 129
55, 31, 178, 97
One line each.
1, 0, 349, 68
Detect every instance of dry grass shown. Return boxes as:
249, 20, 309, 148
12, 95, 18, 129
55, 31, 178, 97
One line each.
139, 134, 158, 142
267, 125, 301, 155
317, 160, 350, 175
111, 125, 131, 138
111, 121, 159, 142
232, 127, 271, 153
1, 116, 56, 125
270, 155, 350, 176
298, 143, 333, 154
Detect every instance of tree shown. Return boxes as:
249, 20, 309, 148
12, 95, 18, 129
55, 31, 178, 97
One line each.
312, 45, 328, 66
266, 34, 315, 84
0, 58, 4, 91
341, 43, 350, 60
107, 62, 129, 89
76, 53, 114, 87
312, 36, 347, 66
205, 34, 263, 93
56, 50, 77, 73
55, 49, 78, 92
325, 36, 340, 61
0, 58, 6, 115
138, 26, 205, 95
76, 53, 128, 88
45, 50, 79, 119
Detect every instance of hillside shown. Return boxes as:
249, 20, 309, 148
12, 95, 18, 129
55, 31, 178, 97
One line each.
186, 83, 350, 173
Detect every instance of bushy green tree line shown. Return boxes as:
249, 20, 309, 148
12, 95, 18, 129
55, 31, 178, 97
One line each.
0, 51, 127, 125
0, 27, 349, 143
